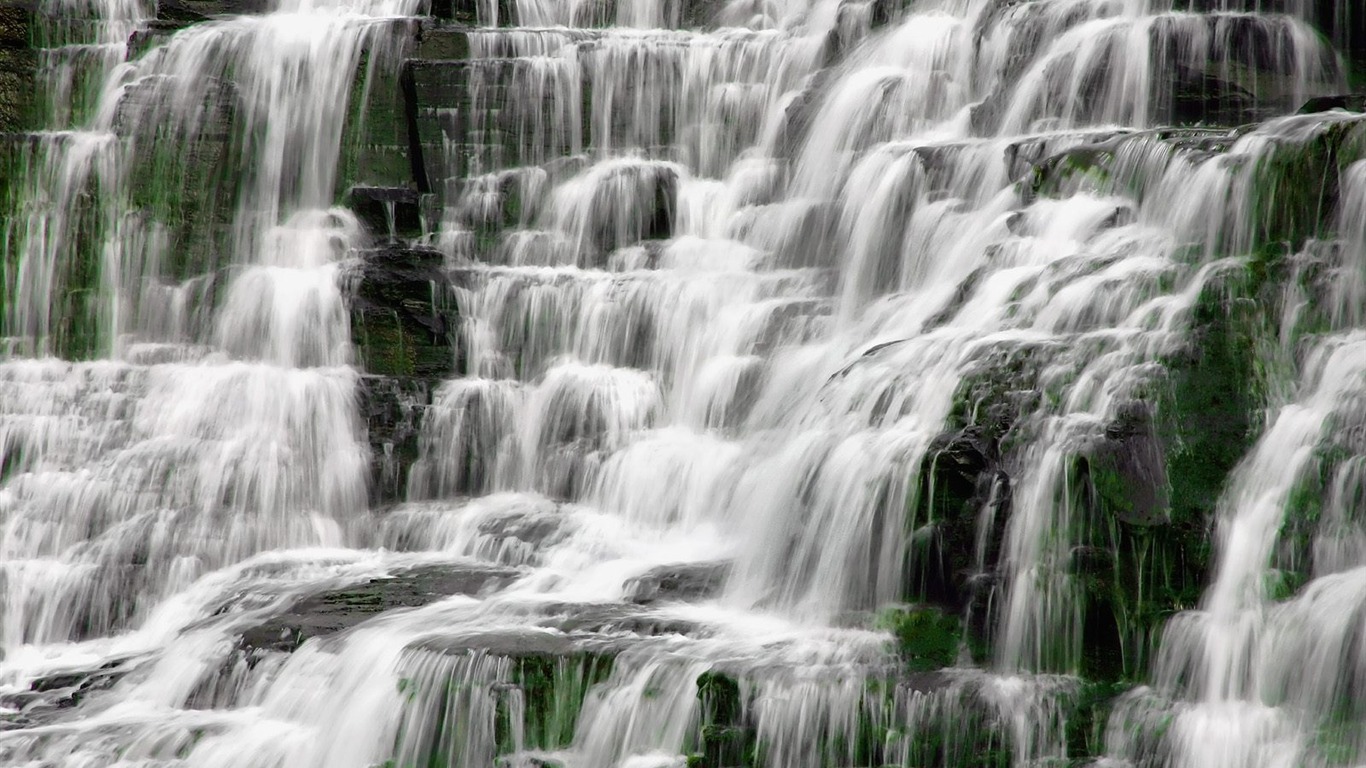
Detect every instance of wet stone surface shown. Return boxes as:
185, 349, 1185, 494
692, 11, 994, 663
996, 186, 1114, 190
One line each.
238, 563, 524, 653
0, 656, 141, 732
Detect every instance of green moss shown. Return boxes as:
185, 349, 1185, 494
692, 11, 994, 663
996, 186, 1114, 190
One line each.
877, 606, 961, 672
1030, 147, 1116, 199
355, 313, 416, 377
690, 671, 759, 768
1235, 118, 1366, 257
337, 47, 415, 196
1064, 680, 1131, 761
502, 653, 613, 751
696, 671, 742, 725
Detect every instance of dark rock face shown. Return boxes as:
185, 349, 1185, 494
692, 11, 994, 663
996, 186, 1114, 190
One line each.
536, 602, 701, 636
348, 244, 459, 379
238, 563, 523, 653
403, 52, 590, 198
156, 0, 271, 21
918, 427, 1011, 606
1167, 65, 1257, 126
357, 375, 431, 503
1300, 94, 1366, 115
1311, 0, 1366, 75
0, 5, 35, 133
1084, 401, 1171, 527
347, 185, 427, 241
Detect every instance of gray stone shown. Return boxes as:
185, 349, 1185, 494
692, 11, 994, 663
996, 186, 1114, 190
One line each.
624, 561, 730, 604
238, 563, 524, 654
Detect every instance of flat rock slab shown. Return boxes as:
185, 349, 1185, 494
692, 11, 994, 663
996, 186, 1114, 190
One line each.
239, 562, 523, 653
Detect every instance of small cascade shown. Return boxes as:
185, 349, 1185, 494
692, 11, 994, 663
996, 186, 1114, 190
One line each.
1100, 134, 1366, 768
0, 0, 418, 715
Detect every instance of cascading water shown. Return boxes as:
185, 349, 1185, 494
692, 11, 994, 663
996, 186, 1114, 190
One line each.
5, 0, 1366, 765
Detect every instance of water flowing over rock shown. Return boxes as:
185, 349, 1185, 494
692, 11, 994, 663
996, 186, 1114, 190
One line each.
5, 0, 1366, 766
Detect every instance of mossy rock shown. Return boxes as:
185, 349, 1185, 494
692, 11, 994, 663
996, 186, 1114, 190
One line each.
692, 671, 759, 768
349, 245, 459, 379
910, 426, 1010, 614
391, 639, 616, 766
878, 606, 961, 672
504, 652, 615, 750
357, 374, 431, 504
1083, 401, 1171, 527
1072, 263, 1269, 680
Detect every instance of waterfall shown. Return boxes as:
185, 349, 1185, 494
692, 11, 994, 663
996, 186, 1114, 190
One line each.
3, 0, 1366, 766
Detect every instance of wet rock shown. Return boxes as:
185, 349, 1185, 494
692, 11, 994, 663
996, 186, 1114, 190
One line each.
0, 6, 36, 133
474, 504, 567, 551
574, 161, 678, 259
127, 20, 196, 56
735, 200, 838, 269
156, 0, 271, 18
346, 185, 426, 241
357, 375, 431, 504
539, 602, 700, 637
400, 633, 615, 756
1084, 401, 1171, 527
1314, 1, 1366, 75
415, 19, 472, 59
680, 0, 728, 28
239, 563, 522, 653
403, 57, 584, 200
771, 68, 834, 159
695, 671, 756, 768
0, 656, 139, 731
915, 427, 1011, 615
1024, 135, 1128, 199
624, 561, 730, 604
1168, 65, 1257, 126
347, 244, 459, 379
414, 628, 582, 657
1300, 94, 1366, 115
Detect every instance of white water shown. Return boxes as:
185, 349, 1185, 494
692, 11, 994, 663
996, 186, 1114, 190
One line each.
2, 0, 1365, 766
